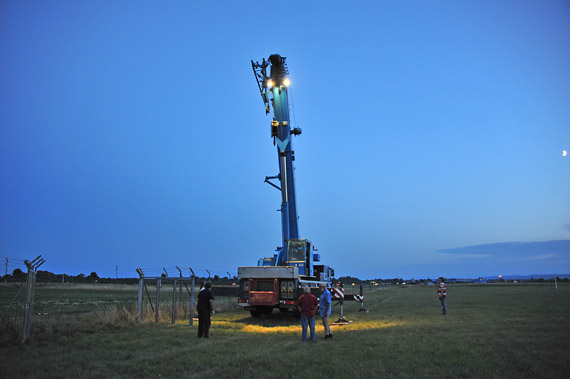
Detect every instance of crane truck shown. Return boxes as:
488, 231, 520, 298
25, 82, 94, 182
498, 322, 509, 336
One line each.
237, 54, 334, 317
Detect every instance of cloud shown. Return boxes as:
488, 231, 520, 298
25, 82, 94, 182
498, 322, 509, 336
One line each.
565, 223, 570, 232
440, 253, 491, 259
522, 254, 557, 261
438, 240, 570, 261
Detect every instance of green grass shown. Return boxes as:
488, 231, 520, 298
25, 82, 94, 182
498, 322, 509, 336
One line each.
1, 283, 569, 378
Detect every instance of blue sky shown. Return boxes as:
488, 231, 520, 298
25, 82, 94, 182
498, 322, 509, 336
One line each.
1, 1, 569, 279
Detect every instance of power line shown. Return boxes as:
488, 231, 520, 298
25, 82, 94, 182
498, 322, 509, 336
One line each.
0, 256, 26, 262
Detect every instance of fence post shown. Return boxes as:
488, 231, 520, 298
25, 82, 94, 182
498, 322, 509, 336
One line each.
176, 266, 183, 311
22, 264, 34, 343
136, 268, 144, 322
21, 255, 45, 344
155, 278, 161, 324
172, 280, 177, 324
190, 268, 196, 326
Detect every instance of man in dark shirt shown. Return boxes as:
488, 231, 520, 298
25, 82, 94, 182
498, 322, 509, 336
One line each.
197, 281, 215, 338
296, 286, 318, 342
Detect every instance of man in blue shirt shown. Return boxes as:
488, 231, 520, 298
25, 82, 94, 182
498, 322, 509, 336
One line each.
319, 283, 332, 339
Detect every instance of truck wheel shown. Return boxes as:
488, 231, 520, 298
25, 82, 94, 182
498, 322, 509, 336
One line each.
262, 307, 273, 315
250, 309, 262, 318
293, 309, 301, 319
279, 308, 289, 314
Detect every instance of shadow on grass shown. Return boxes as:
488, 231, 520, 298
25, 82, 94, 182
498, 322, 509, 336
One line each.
230, 313, 300, 327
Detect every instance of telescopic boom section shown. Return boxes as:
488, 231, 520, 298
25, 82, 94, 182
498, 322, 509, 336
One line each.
252, 54, 299, 264
268, 55, 299, 246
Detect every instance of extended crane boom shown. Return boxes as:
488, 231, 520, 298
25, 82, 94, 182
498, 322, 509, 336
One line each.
252, 54, 302, 265
238, 54, 334, 317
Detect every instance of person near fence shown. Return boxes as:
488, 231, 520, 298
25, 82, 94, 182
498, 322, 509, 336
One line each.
438, 277, 447, 315
197, 281, 215, 338
319, 283, 332, 339
297, 286, 318, 342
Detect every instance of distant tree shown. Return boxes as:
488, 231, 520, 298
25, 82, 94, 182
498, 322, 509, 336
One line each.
12, 268, 25, 281
213, 274, 220, 282
37, 270, 57, 282
89, 272, 99, 280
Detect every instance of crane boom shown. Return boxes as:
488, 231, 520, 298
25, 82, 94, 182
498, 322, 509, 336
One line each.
252, 54, 303, 265
238, 54, 334, 318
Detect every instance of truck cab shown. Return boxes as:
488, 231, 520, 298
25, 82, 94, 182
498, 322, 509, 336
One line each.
259, 239, 317, 277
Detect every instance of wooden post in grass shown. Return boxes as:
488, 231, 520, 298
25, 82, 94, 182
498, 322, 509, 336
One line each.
555, 273, 558, 290
189, 268, 196, 326
172, 280, 177, 324
22, 255, 45, 344
136, 268, 144, 322
22, 266, 34, 343
155, 278, 161, 324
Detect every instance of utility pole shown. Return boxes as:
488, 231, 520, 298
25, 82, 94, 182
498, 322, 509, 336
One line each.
5, 258, 7, 276
115, 265, 118, 279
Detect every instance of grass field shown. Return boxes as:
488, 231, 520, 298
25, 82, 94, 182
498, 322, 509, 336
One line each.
1, 283, 569, 378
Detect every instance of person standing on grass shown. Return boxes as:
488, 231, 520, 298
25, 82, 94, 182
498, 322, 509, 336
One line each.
197, 281, 215, 338
438, 277, 447, 315
297, 286, 318, 342
319, 283, 332, 339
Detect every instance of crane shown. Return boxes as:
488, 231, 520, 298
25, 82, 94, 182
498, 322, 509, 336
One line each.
237, 54, 334, 317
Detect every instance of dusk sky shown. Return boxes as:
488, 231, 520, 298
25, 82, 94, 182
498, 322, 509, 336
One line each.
1, 1, 569, 280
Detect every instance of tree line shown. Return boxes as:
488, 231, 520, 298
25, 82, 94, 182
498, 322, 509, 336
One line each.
1, 269, 238, 285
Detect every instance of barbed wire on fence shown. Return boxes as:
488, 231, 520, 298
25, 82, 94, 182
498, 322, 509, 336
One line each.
137, 266, 237, 279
